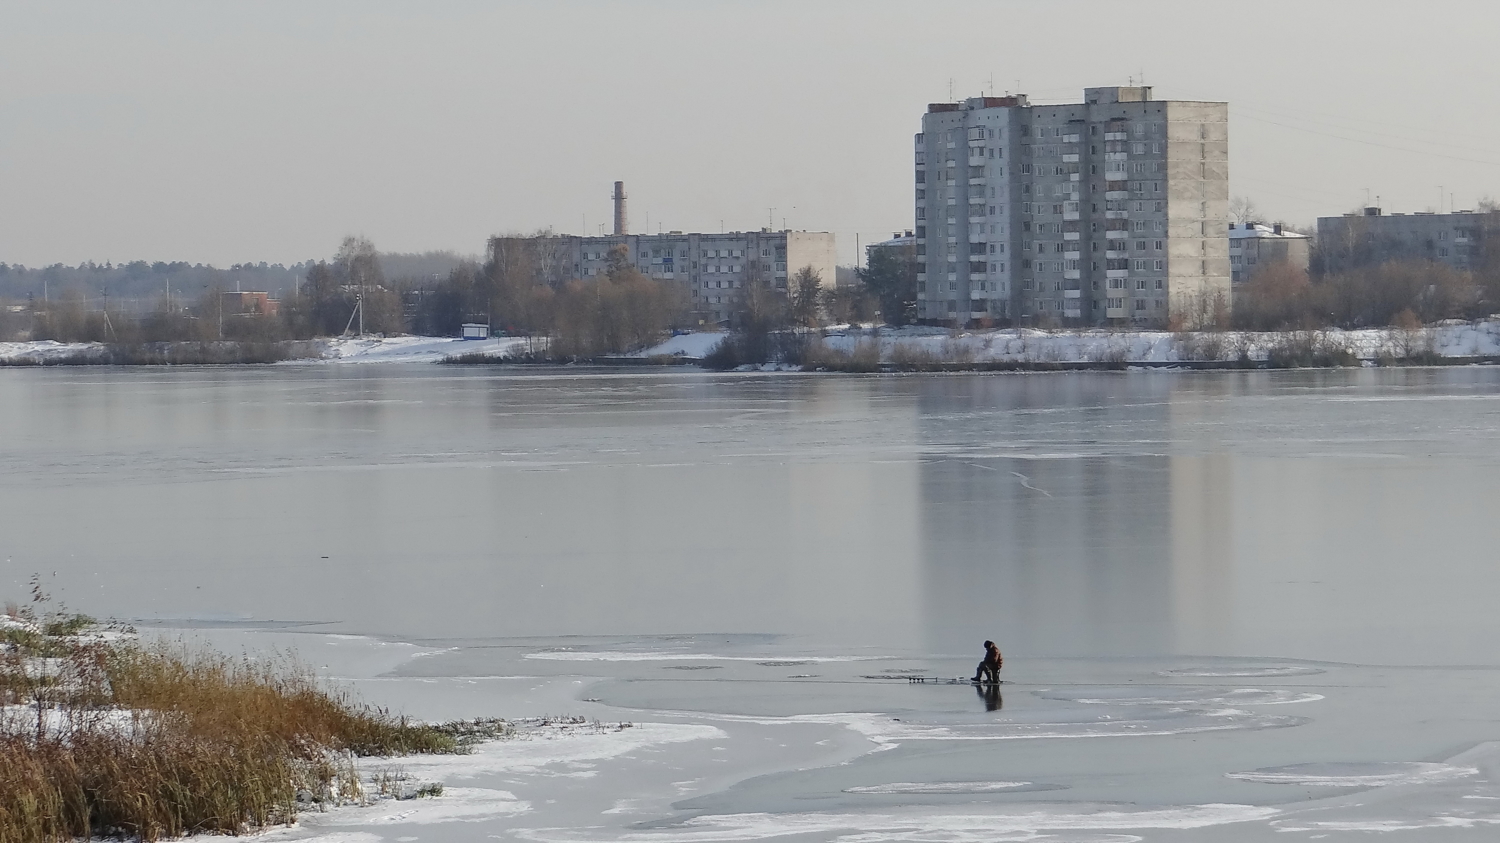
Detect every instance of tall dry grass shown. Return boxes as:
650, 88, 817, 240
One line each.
1, 593, 503, 843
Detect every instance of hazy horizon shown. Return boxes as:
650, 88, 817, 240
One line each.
4, 0, 1498, 268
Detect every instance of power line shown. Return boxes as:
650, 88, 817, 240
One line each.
1230, 110, 1500, 168
1229, 102, 1499, 159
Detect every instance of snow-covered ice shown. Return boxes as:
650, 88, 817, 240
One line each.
139, 627, 1500, 843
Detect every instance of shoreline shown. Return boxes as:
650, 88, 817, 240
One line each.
4, 321, 1500, 371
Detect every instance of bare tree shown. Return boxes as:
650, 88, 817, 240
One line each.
1228, 196, 1260, 226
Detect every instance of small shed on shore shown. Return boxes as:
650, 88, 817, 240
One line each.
460, 323, 489, 340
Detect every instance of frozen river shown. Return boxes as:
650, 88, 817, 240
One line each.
5, 365, 1500, 840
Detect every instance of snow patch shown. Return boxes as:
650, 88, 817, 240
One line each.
784, 708, 1306, 745
525, 650, 868, 663
1158, 665, 1324, 678
310, 335, 536, 364
356, 721, 724, 780
624, 333, 726, 359
516, 803, 1274, 842
1227, 762, 1479, 788
844, 781, 1035, 794
1036, 686, 1323, 707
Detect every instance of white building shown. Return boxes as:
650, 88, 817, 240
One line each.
914, 86, 1230, 327
561, 230, 836, 327
1229, 223, 1310, 284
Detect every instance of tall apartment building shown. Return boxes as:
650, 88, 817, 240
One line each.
1316, 207, 1497, 275
560, 229, 836, 327
914, 86, 1229, 327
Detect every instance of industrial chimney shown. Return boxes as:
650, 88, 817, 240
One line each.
612, 181, 628, 235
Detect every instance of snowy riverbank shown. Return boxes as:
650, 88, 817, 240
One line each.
5, 320, 1500, 367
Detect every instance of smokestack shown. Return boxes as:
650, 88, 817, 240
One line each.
613, 181, 627, 235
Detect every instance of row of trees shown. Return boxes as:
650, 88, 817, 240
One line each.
1232, 259, 1493, 331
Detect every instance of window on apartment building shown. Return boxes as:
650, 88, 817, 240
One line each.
1155, 259, 1164, 270
1155, 279, 1163, 290
1135, 279, 1146, 290
1153, 239, 1163, 250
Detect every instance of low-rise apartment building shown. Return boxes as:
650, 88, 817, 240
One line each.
1229, 223, 1310, 284
562, 230, 837, 327
1317, 207, 1496, 274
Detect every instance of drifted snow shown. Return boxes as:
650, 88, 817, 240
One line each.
310, 335, 540, 363
817, 320, 1500, 365
0, 340, 103, 364
624, 332, 727, 359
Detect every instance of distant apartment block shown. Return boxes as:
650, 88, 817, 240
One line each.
561, 229, 836, 327
1229, 223, 1310, 284
914, 86, 1229, 327
1316, 207, 1495, 275
866, 230, 916, 263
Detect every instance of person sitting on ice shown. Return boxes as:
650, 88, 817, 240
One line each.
972, 640, 1003, 684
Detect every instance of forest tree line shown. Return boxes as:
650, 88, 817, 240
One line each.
1, 234, 877, 356
9, 221, 1499, 351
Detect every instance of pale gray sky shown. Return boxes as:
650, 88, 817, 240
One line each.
3, 0, 1498, 268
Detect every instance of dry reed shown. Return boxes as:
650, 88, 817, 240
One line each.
0, 593, 502, 843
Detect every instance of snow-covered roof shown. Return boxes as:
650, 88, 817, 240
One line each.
1230, 223, 1308, 240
